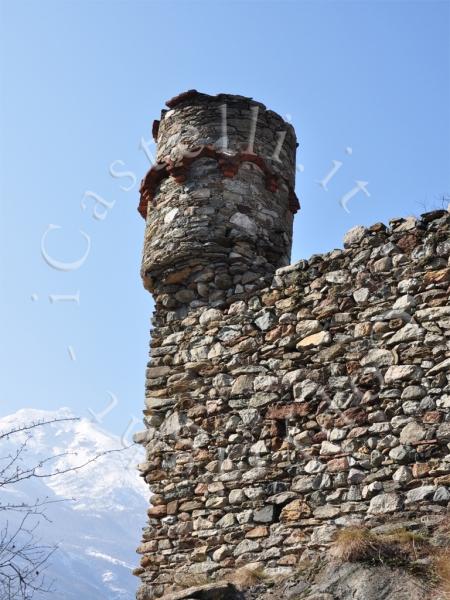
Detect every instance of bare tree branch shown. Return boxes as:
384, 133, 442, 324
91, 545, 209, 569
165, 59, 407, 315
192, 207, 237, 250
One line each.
0, 415, 127, 598
0, 418, 79, 442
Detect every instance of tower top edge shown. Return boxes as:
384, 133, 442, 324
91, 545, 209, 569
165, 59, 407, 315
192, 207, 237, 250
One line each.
163, 89, 295, 131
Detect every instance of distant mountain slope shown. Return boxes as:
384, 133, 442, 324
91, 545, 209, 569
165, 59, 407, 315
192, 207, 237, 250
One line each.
0, 408, 148, 600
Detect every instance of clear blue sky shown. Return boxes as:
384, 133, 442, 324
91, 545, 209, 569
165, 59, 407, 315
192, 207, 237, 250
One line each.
1, 0, 449, 437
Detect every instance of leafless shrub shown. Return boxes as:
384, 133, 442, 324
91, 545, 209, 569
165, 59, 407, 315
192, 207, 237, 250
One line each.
0, 416, 126, 599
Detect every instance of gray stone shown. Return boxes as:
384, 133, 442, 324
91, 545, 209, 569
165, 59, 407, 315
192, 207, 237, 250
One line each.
254, 311, 275, 331
401, 385, 426, 400
229, 489, 245, 504
158, 582, 237, 600
145, 396, 175, 410
233, 538, 260, 557
310, 524, 337, 544
297, 331, 331, 348
392, 294, 417, 311
239, 408, 260, 426
282, 369, 303, 387
292, 475, 315, 492
405, 485, 436, 503
231, 375, 254, 396
343, 225, 366, 247
389, 445, 412, 463
320, 441, 341, 455
175, 288, 195, 303
253, 505, 275, 523
402, 400, 419, 415
240, 512, 263, 534
353, 288, 370, 303
253, 375, 278, 392
159, 411, 187, 437
368, 492, 403, 514
372, 256, 392, 272
199, 308, 223, 327
241, 467, 268, 482
416, 307, 450, 321
384, 365, 422, 384
393, 466, 412, 484
212, 545, 231, 562
325, 270, 350, 284
347, 469, 365, 484
399, 421, 427, 444
216, 513, 235, 529
249, 392, 278, 408
361, 349, 394, 367
230, 212, 257, 235
250, 440, 268, 454
437, 422, 450, 442
244, 487, 265, 500
437, 395, 450, 409
193, 432, 210, 448
293, 379, 319, 401
433, 486, 450, 503
428, 357, 450, 375
305, 460, 326, 474
387, 324, 424, 346
296, 319, 322, 338
304, 561, 429, 600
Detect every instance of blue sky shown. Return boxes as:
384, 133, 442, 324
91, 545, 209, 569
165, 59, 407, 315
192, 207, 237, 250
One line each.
1, 0, 449, 438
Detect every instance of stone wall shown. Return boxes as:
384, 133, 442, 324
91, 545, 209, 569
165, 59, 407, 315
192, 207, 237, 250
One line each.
135, 208, 450, 599
134, 91, 450, 600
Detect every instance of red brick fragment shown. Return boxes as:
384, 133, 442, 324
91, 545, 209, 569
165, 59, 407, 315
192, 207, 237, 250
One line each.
152, 119, 160, 141
138, 145, 300, 219
165, 89, 199, 108
267, 403, 311, 420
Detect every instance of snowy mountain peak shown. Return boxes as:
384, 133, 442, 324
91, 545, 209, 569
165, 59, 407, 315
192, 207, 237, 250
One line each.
1, 407, 148, 509
0, 408, 149, 599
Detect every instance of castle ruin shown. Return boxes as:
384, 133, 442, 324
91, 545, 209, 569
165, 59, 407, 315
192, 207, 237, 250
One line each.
133, 91, 450, 599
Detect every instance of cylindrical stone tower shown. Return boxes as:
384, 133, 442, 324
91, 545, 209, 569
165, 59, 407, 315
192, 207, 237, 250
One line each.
135, 91, 299, 600
139, 90, 299, 309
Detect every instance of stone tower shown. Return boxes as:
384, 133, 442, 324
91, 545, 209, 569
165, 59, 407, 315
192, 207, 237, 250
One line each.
135, 91, 299, 598
139, 90, 299, 309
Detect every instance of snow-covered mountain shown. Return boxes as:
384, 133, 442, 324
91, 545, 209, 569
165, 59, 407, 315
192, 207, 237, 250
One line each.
0, 408, 149, 600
